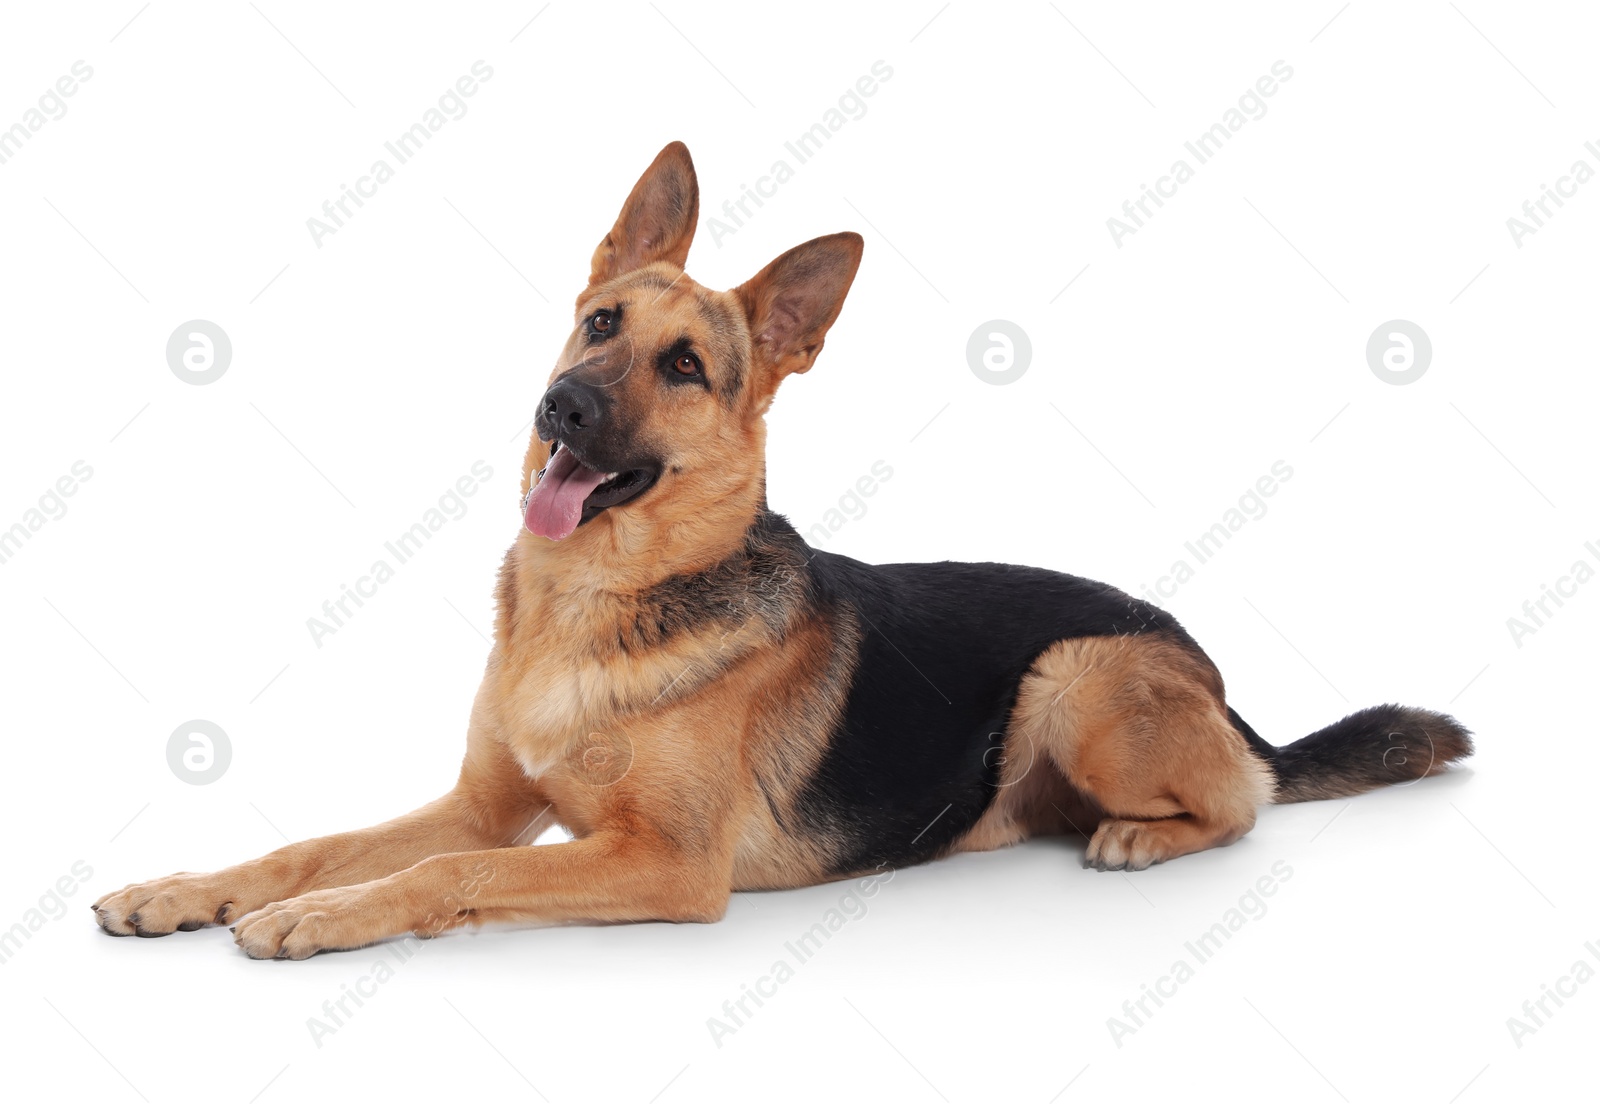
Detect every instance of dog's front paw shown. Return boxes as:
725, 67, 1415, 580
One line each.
232, 885, 397, 960
92, 872, 238, 937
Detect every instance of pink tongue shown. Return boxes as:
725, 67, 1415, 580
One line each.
523, 448, 609, 541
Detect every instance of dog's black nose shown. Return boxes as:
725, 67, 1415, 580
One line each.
538, 378, 606, 438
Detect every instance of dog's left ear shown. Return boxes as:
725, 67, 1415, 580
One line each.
586, 141, 699, 294
734, 232, 863, 405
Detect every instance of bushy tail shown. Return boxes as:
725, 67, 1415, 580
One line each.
1229, 704, 1474, 804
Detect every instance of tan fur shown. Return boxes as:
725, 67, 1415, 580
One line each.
92, 143, 1287, 958
95, 145, 870, 956
957, 636, 1275, 870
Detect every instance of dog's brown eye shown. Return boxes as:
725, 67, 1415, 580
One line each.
674, 353, 701, 375
590, 310, 613, 333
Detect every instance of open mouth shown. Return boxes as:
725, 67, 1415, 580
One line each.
522, 440, 659, 541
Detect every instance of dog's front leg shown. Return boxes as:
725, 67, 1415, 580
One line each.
94, 740, 553, 937
231, 829, 732, 959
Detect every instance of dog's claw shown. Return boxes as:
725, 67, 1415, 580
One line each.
92, 873, 252, 938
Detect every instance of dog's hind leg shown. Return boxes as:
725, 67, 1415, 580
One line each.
1012, 634, 1273, 871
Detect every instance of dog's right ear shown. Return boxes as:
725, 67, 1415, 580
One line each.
584, 141, 699, 297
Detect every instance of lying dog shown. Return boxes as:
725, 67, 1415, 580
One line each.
94, 142, 1471, 958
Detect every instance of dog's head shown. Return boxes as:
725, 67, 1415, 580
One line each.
521, 142, 862, 546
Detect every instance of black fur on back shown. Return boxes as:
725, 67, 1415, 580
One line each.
722, 513, 1471, 870
790, 523, 1188, 873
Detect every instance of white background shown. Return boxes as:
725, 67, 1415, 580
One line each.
1, 2, 1595, 1104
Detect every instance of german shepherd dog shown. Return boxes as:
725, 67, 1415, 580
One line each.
94, 143, 1472, 958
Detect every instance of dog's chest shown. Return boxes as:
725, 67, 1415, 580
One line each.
489, 612, 713, 785
489, 646, 621, 779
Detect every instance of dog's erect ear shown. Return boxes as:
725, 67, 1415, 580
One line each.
586, 141, 699, 292
734, 232, 863, 402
